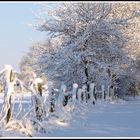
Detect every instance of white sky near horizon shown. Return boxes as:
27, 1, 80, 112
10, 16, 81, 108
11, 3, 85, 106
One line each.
0, 2, 47, 72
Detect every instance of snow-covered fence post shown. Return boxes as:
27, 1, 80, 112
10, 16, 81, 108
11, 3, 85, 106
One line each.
61, 84, 68, 107
0, 65, 15, 123
77, 89, 83, 103
112, 86, 115, 101
101, 85, 105, 101
95, 85, 105, 101
5, 66, 13, 123
72, 83, 78, 106
30, 78, 45, 122
89, 83, 96, 105
6, 96, 12, 123
43, 81, 55, 114
49, 88, 56, 113
107, 85, 111, 100
82, 85, 87, 103
115, 86, 120, 100
94, 87, 99, 100
94, 86, 97, 101
35, 78, 44, 121
83, 84, 90, 102
55, 84, 66, 116
110, 85, 114, 101
107, 85, 117, 101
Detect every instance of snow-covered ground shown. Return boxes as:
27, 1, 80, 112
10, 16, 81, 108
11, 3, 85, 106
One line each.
0, 93, 140, 138
43, 97, 140, 138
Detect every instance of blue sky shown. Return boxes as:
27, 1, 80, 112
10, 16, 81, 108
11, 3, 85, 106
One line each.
0, 2, 47, 71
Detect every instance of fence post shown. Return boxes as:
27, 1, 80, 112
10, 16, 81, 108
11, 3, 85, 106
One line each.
82, 85, 87, 103
0, 65, 14, 124
110, 85, 114, 101
89, 83, 96, 104
34, 78, 45, 121
56, 84, 66, 115
77, 89, 83, 103
101, 85, 105, 101
95, 87, 98, 100
60, 84, 68, 107
49, 88, 56, 113
107, 85, 110, 100
112, 86, 115, 100
72, 83, 78, 105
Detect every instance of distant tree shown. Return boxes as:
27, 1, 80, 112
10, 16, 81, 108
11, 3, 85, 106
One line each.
19, 39, 59, 88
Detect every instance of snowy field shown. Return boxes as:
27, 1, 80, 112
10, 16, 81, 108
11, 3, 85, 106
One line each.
44, 97, 140, 138
0, 93, 140, 138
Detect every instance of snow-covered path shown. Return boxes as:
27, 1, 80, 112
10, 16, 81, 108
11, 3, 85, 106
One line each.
0, 94, 140, 137
45, 97, 140, 137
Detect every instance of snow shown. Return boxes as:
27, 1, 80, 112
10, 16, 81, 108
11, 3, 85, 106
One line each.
44, 97, 140, 137
35, 78, 43, 84
4, 65, 12, 71
73, 83, 78, 89
0, 92, 140, 137
0, 2, 140, 138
